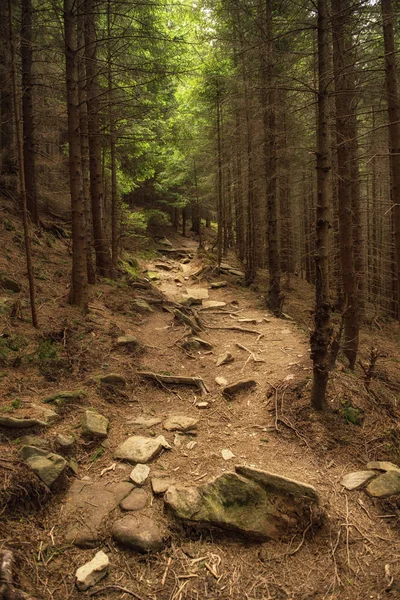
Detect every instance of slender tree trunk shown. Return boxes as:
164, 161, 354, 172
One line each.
21, 0, 38, 226
234, 108, 245, 262
216, 88, 223, 267
107, 0, 118, 277
381, 0, 400, 318
310, 0, 333, 410
332, 0, 359, 368
0, 0, 16, 194
262, 0, 281, 313
85, 0, 112, 277
8, 0, 38, 327
77, 3, 95, 284
64, 0, 88, 310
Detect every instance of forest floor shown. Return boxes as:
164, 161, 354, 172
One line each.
1, 199, 400, 600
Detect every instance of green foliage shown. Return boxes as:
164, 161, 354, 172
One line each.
340, 400, 363, 426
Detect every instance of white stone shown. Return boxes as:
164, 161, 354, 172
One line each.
130, 464, 150, 485
215, 377, 228, 386
221, 449, 235, 461
75, 551, 109, 591
340, 471, 376, 491
200, 301, 227, 311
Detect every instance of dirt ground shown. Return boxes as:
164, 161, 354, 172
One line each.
1, 203, 400, 600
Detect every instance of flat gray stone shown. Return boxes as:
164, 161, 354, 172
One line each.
163, 415, 199, 432
180, 296, 202, 307
20, 446, 66, 487
128, 416, 162, 429
165, 467, 320, 540
192, 337, 213, 350
210, 281, 227, 289
184, 288, 209, 300
18, 436, 50, 449
75, 551, 109, 591
130, 464, 150, 485
215, 377, 228, 386
82, 411, 109, 439
221, 449, 235, 460
0, 416, 47, 428
117, 336, 140, 348
112, 514, 165, 552
55, 433, 75, 452
43, 390, 86, 406
31, 404, 59, 425
200, 301, 227, 311
120, 489, 148, 511
367, 461, 400, 473
63, 480, 133, 547
223, 379, 257, 397
366, 471, 400, 498
340, 471, 377, 491
216, 352, 234, 367
114, 435, 170, 463
151, 477, 174, 495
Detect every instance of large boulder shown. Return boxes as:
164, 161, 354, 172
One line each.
164, 467, 320, 540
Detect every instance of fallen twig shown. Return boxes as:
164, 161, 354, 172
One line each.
90, 585, 146, 600
0, 550, 36, 600
206, 326, 261, 335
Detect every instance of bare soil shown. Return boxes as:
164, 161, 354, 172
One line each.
1, 201, 400, 600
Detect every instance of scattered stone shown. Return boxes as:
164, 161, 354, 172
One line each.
20, 446, 67, 487
229, 269, 245, 277
216, 352, 234, 367
175, 274, 185, 284
196, 402, 209, 409
67, 457, 79, 475
223, 379, 257, 398
163, 415, 199, 433
97, 373, 126, 387
181, 258, 191, 264
112, 515, 165, 552
182, 339, 201, 351
210, 281, 227, 289
120, 488, 148, 511
18, 435, 50, 450
200, 301, 227, 311
55, 433, 75, 453
63, 480, 133, 547
75, 551, 109, 591
0, 416, 47, 429
132, 299, 153, 313
238, 318, 258, 324
155, 263, 173, 271
0, 275, 21, 293
367, 461, 400, 473
186, 440, 197, 450
173, 434, 184, 447
42, 390, 86, 406
219, 263, 233, 271
116, 336, 140, 349
82, 411, 109, 439
130, 464, 150, 485
180, 296, 202, 307
31, 404, 59, 424
128, 416, 163, 429
185, 288, 209, 300
221, 449, 235, 461
146, 271, 160, 281
114, 435, 171, 463
215, 377, 228, 386
340, 471, 377, 491
157, 237, 173, 248
192, 337, 213, 350
151, 474, 174, 495
165, 467, 320, 540
366, 471, 400, 498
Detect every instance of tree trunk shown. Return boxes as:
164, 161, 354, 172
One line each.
332, 0, 359, 369
262, 0, 282, 313
85, 0, 112, 278
216, 87, 223, 267
21, 0, 38, 226
381, 0, 400, 319
64, 0, 88, 310
310, 0, 333, 410
0, 0, 16, 194
77, 3, 95, 284
8, 0, 38, 327
107, 0, 118, 277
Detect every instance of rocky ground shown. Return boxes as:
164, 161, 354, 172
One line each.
1, 209, 400, 600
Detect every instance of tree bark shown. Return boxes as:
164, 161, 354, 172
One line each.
310, 0, 333, 410
381, 0, 400, 319
8, 0, 38, 327
21, 0, 38, 226
85, 0, 112, 277
0, 0, 16, 194
64, 0, 88, 310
